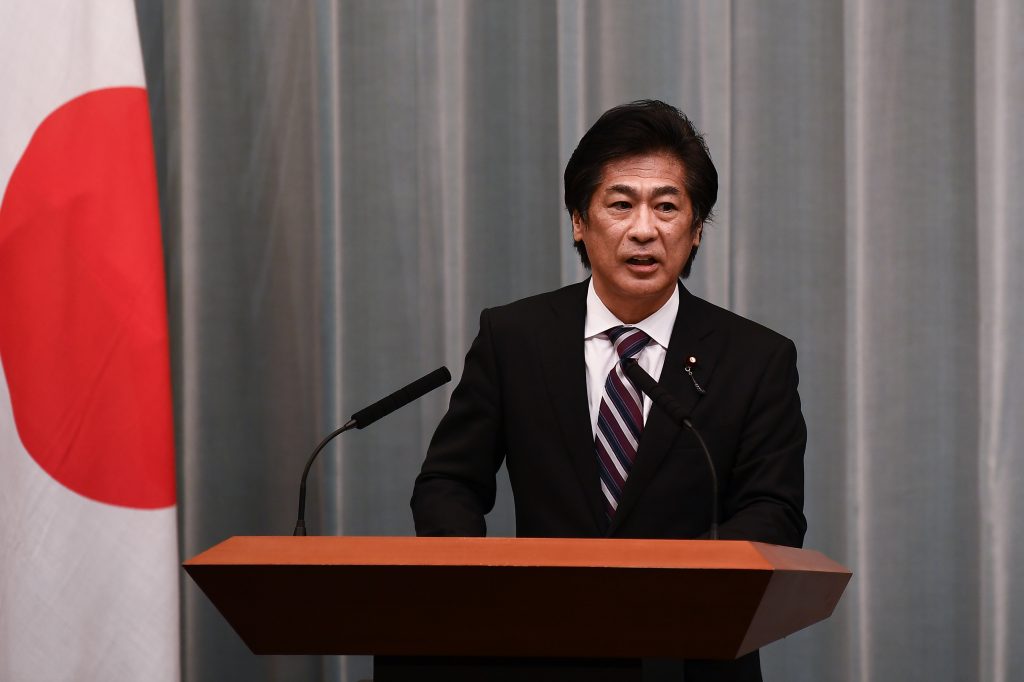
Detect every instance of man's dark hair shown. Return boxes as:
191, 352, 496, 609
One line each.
563, 100, 718, 278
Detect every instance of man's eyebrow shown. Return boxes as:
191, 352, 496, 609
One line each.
604, 184, 639, 198
604, 184, 681, 197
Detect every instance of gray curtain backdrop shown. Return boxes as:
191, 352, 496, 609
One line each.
135, 1, 1024, 680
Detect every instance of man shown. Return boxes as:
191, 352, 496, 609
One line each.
412, 100, 806, 681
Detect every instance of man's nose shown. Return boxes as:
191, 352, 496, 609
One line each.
629, 206, 657, 240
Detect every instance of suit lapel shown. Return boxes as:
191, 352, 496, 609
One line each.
537, 281, 608, 532
609, 284, 720, 535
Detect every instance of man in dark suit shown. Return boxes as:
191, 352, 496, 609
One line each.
412, 100, 806, 681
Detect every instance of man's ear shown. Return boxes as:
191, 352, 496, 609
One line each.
693, 222, 703, 247
571, 211, 586, 242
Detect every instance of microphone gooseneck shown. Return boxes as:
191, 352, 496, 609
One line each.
292, 366, 452, 536
293, 420, 356, 536
621, 358, 719, 540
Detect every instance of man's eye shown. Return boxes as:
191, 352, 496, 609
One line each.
611, 201, 631, 210
657, 202, 677, 212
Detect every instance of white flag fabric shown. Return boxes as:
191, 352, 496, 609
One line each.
0, 1, 180, 680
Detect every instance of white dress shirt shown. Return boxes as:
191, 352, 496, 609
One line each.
583, 280, 679, 437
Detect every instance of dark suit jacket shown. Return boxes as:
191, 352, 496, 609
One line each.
411, 281, 805, 682
413, 280, 806, 545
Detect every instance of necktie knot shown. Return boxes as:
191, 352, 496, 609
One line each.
605, 326, 650, 362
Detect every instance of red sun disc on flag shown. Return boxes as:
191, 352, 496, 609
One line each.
0, 87, 176, 509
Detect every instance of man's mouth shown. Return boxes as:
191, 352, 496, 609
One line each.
626, 256, 657, 266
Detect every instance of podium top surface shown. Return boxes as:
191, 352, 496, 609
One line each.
185, 535, 846, 573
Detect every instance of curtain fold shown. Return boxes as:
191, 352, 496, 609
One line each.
140, 1, 1024, 680
976, 2, 1024, 682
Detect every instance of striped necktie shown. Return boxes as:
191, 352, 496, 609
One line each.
595, 326, 650, 519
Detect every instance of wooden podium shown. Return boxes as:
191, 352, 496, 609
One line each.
184, 536, 850, 680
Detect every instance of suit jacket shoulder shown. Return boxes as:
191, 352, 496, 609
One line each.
479, 280, 588, 337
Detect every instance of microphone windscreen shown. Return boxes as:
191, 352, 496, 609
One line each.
351, 366, 452, 429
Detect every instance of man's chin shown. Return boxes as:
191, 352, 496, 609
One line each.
621, 272, 675, 294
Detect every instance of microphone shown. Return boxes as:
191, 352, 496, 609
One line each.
621, 358, 719, 540
293, 366, 452, 535
350, 366, 452, 429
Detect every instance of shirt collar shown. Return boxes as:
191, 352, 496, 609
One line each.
583, 279, 679, 349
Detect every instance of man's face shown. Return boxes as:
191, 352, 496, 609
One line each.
572, 151, 701, 323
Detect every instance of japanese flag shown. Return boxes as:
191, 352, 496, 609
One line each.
0, 1, 180, 680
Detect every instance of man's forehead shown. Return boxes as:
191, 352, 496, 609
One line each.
598, 152, 687, 187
